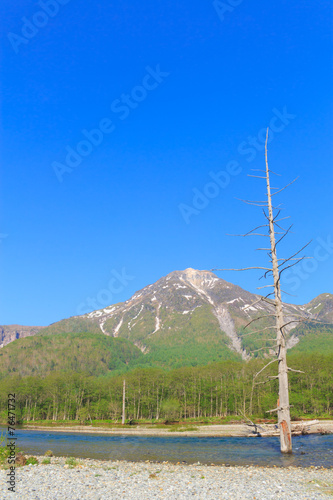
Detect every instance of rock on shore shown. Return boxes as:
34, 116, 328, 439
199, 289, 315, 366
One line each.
0, 456, 332, 499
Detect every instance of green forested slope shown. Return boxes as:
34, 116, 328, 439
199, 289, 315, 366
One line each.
0, 332, 143, 378
287, 322, 333, 354
38, 317, 102, 336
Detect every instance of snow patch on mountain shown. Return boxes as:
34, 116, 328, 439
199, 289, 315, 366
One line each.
113, 317, 123, 337
128, 304, 144, 330
227, 298, 241, 304
181, 277, 215, 306
151, 303, 162, 334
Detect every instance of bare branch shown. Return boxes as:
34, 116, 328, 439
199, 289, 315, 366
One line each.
266, 405, 293, 414
238, 411, 268, 436
277, 257, 311, 261
274, 222, 289, 232
281, 320, 306, 328
280, 290, 297, 297
252, 342, 277, 353
212, 267, 271, 272
262, 295, 276, 304
287, 368, 305, 374
278, 241, 312, 268
273, 210, 281, 221
247, 175, 266, 179
274, 216, 291, 223
236, 198, 268, 207
279, 257, 314, 277
253, 358, 278, 379
242, 297, 272, 310
227, 233, 270, 237
262, 208, 269, 221
259, 268, 273, 280
246, 233, 270, 237
240, 326, 276, 337
244, 314, 276, 329
256, 284, 274, 289
266, 407, 279, 413
243, 225, 269, 236
271, 177, 299, 196
255, 378, 276, 386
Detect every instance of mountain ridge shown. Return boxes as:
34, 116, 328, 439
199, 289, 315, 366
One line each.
1, 269, 332, 363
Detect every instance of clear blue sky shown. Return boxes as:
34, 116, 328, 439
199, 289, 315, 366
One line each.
1, 0, 332, 325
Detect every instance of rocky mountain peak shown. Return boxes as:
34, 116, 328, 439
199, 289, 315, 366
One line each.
170, 268, 220, 290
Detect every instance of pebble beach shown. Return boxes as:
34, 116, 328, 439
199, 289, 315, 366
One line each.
1, 456, 332, 500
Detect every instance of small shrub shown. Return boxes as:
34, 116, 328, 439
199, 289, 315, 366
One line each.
42, 458, 51, 465
1, 435, 25, 467
169, 425, 198, 432
65, 457, 77, 467
15, 453, 27, 466
44, 450, 53, 457
26, 457, 39, 466
0, 433, 9, 466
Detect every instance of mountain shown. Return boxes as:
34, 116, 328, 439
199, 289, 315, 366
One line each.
302, 293, 333, 323
1, 270, 332, 370
0, 325, 44, 348
33, 269, 333, 366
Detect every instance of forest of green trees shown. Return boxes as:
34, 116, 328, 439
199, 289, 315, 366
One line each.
0, 353, 331, 424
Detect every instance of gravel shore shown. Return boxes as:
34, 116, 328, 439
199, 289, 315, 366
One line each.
21, 420, 333, 438
1, 456, 332, 499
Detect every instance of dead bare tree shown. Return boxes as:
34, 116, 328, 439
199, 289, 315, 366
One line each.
212, 128, 312, 453
122, 379, 126, 425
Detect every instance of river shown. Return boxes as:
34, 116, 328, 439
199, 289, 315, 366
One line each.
1, 427, 332, 467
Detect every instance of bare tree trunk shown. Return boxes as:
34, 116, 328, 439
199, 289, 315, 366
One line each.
265, 133, 292, 453
210, 379, 213, 418
216, 386, 218, 417
122, 379, 126, 425
156, 387, 159, 420
250, 378, 255, 416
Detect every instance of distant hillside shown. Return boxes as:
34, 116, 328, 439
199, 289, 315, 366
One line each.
40, 317, 102, 336
0, 332, 144, 378
286, 322, 333, 355
303, 293, 333, 323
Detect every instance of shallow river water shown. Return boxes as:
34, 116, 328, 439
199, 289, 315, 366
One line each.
1, 427, 332, 467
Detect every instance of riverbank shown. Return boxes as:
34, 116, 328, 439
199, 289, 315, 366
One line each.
1, 456, 332, 499
19, 420, 333, 438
